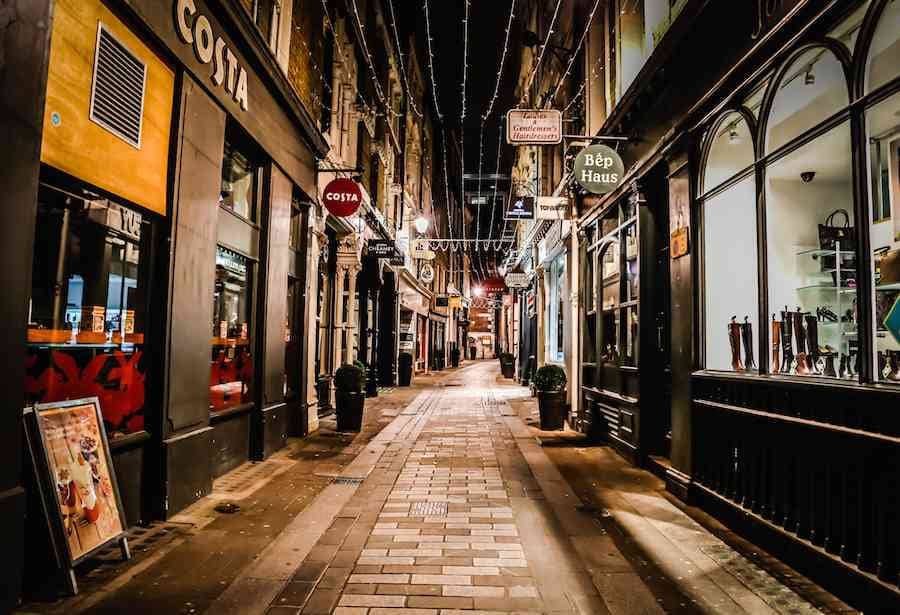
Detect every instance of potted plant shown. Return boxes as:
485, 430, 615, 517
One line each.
334, 363, 365, 431
398, 352, 413, 386
533, 365, 568, 431
450, 346, 461, 368
499, 352, 515, 378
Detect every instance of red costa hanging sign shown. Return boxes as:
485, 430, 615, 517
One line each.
322, 178, 362, 217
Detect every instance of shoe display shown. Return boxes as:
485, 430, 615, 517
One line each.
805, 314, 819, 373
781, 309, 794, 373
729, 316, 744, 371
771, 315, 781, 373
793, 307, 808, 375
741, 317, 755, 370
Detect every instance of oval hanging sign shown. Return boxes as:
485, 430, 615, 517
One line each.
574, 145, 625, 195
322, 178, 362, 217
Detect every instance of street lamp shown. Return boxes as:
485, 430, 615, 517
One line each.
414, 215, 430, 234
473, 286, 484, 297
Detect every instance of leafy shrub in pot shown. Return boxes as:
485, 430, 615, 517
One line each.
334, 363, 365, 431
533, 365, 567, 431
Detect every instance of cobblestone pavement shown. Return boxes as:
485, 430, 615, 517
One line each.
265, 363, 611, 615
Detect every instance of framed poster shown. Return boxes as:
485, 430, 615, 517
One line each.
26, 398, 129, 568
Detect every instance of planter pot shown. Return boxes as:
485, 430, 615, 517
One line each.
398, 355, 413, 386
500, 362, 515, 379
450, 354, 460, 368
335, 390, 364, 431
536, 390, 567, 431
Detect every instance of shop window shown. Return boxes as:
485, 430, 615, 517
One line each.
220, 126, 262, 221
702, 176, 760, 371
865, 91, 900, 383
765, 47, 849, 153
210, 247, 254, 412
765, 122, 858, 380
549, 255, 566, 363
27, 182, 150, 438
251, 0, 280, 51
614, 0, 687, 102
702, 112, 754, 195
865, 0, 900, 94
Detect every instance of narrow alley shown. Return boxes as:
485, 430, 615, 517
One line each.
20, 362, 854, 615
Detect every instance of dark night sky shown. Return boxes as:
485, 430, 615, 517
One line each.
399, 0, 522, 180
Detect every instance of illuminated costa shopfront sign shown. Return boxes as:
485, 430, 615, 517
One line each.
174, 0, 249, 111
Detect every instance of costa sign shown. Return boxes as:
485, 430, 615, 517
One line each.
322, 178, 362, 217
175, 0, 249, 111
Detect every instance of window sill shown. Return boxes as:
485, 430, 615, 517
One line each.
210, 402, 255, 423
109, 430, 151, 452
692, 369, 898, 392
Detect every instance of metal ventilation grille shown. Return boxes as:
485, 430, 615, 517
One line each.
90, 24, 146, 148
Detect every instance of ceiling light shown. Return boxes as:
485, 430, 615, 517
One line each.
804, 69, 815, 85
414, 216, 430, 234
728, 128, 741, 145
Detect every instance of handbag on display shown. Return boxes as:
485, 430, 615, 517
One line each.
818, 209, 857, 252
878, 248, 900, 286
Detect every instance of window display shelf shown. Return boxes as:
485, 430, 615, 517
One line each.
796, 247, 855, 258
796, 284, 857, 294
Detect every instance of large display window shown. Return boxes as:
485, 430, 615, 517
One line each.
27, 180, 152, 438
699, 0, 900, 384
210, 247, 255, 411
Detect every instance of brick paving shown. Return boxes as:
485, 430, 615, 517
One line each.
268, 365, 602, 615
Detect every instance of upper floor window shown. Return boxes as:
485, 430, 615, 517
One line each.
244, 0, 280, 51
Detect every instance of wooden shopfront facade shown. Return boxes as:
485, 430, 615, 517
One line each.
7, 0, 328, 602
573, 0, 900, 610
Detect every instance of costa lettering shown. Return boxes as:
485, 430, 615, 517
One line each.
574, 144, 625, 195
322, 178, 363, 217
175, 0, 249, 111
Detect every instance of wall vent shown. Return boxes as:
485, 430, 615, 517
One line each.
89, 23, 147, 149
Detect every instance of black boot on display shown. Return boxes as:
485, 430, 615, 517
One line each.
729, 317, 744, 372
741, 317, 755, 370
805, 314, 819, 373
823, 353, 837, 377
839, 354, 847, 379
793, 307, 808, 375
781, 309, 794, 373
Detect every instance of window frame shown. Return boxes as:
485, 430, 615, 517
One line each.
695, 0, 900, 385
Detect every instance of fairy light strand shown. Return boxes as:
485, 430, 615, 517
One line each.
517, 0, 563, 107
347, 0, 402, 118
386, 0, 423, 118
482, 0, 517, 121
548, 0, 602, 106
460, 0, 470, 243
423, 0, 443, 122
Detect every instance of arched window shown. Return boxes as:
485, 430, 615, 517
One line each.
764, 46, 850, 153
702, 111, 755, 196
865, 0, 900, 93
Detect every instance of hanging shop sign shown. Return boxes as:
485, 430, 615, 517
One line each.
411, 239, 436, 260
420, 263, 435, 284
669, 166, 691, 259
507, 109, 562, 145
174, 0, 249, 110
24, 398, 130, 586
322, 178, 363, 217
481, 277, 509, 294
436, 295, 449, 308
368, 239, 396, 258
504, 271, 530, 289
574, 145, 625, 194
535, 196, 570, 220
448, 296, 462, 310
505, 196, 535, 220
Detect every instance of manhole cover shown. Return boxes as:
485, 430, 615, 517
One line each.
214, 502, 241, 514
410, 501, 449, 516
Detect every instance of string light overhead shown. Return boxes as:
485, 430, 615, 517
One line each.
547, 0, 602, 106
517, 0, 563, 107
347, 0, 402, 118
460, 0, 470, 243
386, 0, 423, 118
423, 0, 444, 122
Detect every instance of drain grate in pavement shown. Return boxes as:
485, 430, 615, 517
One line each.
410, 501, 449, 516
212, 458, 293, 499
333, 476, 365, 485
700, 544, 822, 614
76, 522, 192, 588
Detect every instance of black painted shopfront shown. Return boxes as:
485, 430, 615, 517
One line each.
5, 0, 329, 603
574, 0, 900, 609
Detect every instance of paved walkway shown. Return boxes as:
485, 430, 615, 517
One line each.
253, 362, 610, 615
